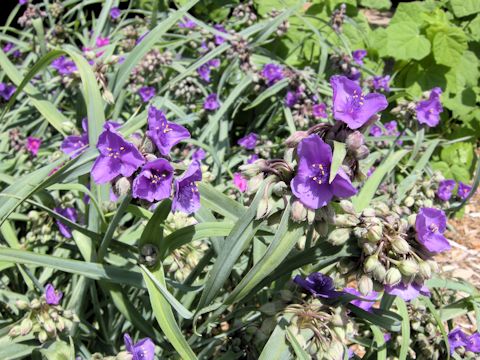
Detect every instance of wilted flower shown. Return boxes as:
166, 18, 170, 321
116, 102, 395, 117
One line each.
124, 333, 155, 360
110, 7, 121, 20
458, 181, 472, 200
45, 283, 63, 305
293, 272, 342, 299
352, 49, 367, 65
54, 206, 77, 238
61, 119, 89, 158
437, 179, 455, 201
344, 287, 377, 312
448, 328, 469, 354
416, 87, 443, 127
192, 148, 206, 161
132, 159, 174, 202
415, 207, 451, 253
178, 17, 196, 29
372, 75, 390, 92
138, 86, 156, 103
203, 93, 220, 110
233, 172, 248, 192
172, 161, 202, 214
237, 132, 258, 150
0, 82, 16, 101
91, 122, 145, 184
261, 63, 284, 86
51, 56, 77, 75
146, 106, 190, 156
331, 75, 388, 129
385, 282, 430, 301
290, 134, 357, 209
312, 103, 327, 118
26, 136, 41, 156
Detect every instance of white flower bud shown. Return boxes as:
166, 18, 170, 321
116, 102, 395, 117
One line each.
385, 267, 402, 286
366, 225, 383, 243
364, 255, 380, 273
358, 275, 373, 296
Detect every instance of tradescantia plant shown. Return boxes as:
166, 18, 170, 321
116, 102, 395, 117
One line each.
0, 0, 480, 359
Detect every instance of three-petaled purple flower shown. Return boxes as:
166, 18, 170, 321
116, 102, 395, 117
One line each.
0, 82, 16, 101
146, 106, 190, 156
138, 86, 156, 103
385, 282, 430, 301
61, 119, 89, 158
448, 328, 469, 354
51, 56, 77, 75
372, 75, 390, 92
370, 125, 382, 137
284, 90, 299, 108
91, 122, 145, 184
312, 103, 327, 118
344, 287, 378, 312
45, 283, 63, 305
192, 148, 206, 161
291, 134, 357, 209
293, 272, 342, 299
352, 49, 367, 66
54, 206, 77, 238
415, 207, 451, 253
26, 137, 41, 156
458, 182, 472, 200
261, 63, 284, 86
124, 333, 155, 360
178, 17, 196, 29
197, 59, 220, 82
331, 75, 388, 130
233, 173, 248, 193
110, 7, 121, 20
132, 159, 174, 202
437, 179, 456, 202
237, 132, 258, 150
203, 93, 220, 111
172, 161, 202, 214
416, 87, 443, 127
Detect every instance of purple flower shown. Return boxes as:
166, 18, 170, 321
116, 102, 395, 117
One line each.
352, 49, 367, 65
312, 103, 327, 118
110, 7, 121, 20
172, 161, 202, 214
178, 17, 196, 29
448, 328, 469, 354
96, 36, 110, 48
192, 148, 206, 161
233, 173, 248, 192
51, 56, 77, 75
293, 272, 342, 299
458, 182, 472, 200
137, 32, 149, 44
416, 87, 443, 127
203, 93, 220, 110
384, 333, 392, 342
124, 333, 155, 360
138, 86, 156, 103
385, 282, 430, 301
437, 179, 456, 202
19, 0, 28, 5
132, 159, 174, 202
372, 75, 390, 92
0, 82, 16, 101
197, 65, 212, 82
261, 63, 284, 86
291, 134, 357, 209
3, 42, 13, 53
344, 287, 378, 312
370, 125, 382, 137
54, 206, 77, 238
61, 119, 89, 158
45, 284, 63, 305
247, 154, 259, 164
384, 120, 398, 135
213, 24, 227, 45
331, 75, 388, 130
146, 106, 190, 156
91, 122, 145, 184
26, 137, 41, 156
467, 333, 480, 353
237, 132, 258, 150
209, 59, 221, 68
415, 207, 451, 253
284, 90, 299, 108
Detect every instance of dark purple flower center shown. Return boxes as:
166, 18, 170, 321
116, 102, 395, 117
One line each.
346, 89, 365, 114
310, 163, 330, 185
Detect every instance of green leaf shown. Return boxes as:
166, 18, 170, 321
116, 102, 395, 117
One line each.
259, 315, 293, 360
432, 27, 468, 67
421, 297, 450, 359
440, 142, 474, 169
243, 78, 289, 110
370, 325, 387, 360
360, 0, 391, 10
330, 141, 347, 184
395, 297, 410, 360
253, 0, 299, 17
385, 22, 431, 61
286, 327, 310, 360
450, 0, 480, 17
348, 304, 402, 332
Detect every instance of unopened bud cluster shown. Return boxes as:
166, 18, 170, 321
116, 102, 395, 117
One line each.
232, 1, 257, 26
130, 49, 173, 91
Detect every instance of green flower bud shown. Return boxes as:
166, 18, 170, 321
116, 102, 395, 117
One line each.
27, 210, 40, 222
285, 131, 309, 148
30, 299, 41, 309
418, 261, 432, 279
364, 255, 380, 273
141, 137, 155, 153
362, 241, 377, 255
366, 225, 383, 243
358, 275, 373, 296
256, 197, 270, 220
43, 318, 56, 333
391, 236, 411, 255
353, 145, 369, 160
362, 207, 376, 217
339, 200, 356, 215
385, 268, 402, 286
247, 174, 264, 193
114, 177, 131, 197
373, 264, 387, 283
314, 221, 328, 237
373, 202, 390, 216
346, 131, 364, 151
56, 316, 65, 332
327, 228, 351, 246
334, 214, 360, 227
8, 325, 21, 337
20, 318, 33, 335
239, 160, 267, 178
398, 259, 419, 276
353, 227, 367, 239
404, 196, 415, 207
408, 214, 417, 227
15, 300, 30, 310
291, 200, 307, 223
38, 330, 48, 343
272, 181, 287, 197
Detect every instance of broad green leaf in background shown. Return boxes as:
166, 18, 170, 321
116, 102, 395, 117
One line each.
432, 27, 468, 67
450, 0, 480, 18
385, 22, 431, 61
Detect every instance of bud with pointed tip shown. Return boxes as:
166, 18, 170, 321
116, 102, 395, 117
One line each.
272, 181, 287, 196
358, 275, 373, 296
327, 228, 351, 246
385, 267, 402, 286
362, 208, 376, 217
114, 177, 131, 197
20, 318, 32, 335
404, 196, 415, 207
285, 131, 309, 148
346, 131, 364, 151
38, 330, 48, 343
30, 299, 41, 309
291, 200, 307, 222
339, 200, 356, 215
398, 259, 419, 276
366, 225, 383, 243
334, 214, 360, 227
8, 325, 21, 337
418, 261, 432, 279
391, 236, 411, 255
364, 255, 380, 273
15, 300, 29, 310
373, 264, 386, 282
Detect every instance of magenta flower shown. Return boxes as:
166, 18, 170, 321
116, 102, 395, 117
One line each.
61, 119, 89, 158
416, 87, 443, 127
54, 206, 78, 238
312, 103, 327, 118
237, 132, 258, 150
124, 333, 155, 360
0, 82, 16, 101
370, 125, 382, 137
26, 137, 41, 156
146, 106, 190, 156
352, 49, 367, 65
172, 161, 202, 214
293, 272, 342, 299
344, 287, 378, 312
233, 173, 248, 192
110, 7, 121, 20
261, 63, 284, 86
247, 154, 259, 164
372, 75, 390, 92
51, 56, 77, 75
192, 148, 206, 161
331, 75, 388, 130
132, 159, 174, 202
45, 283, 63, 305
96, 36, 110, 48
437, 179, 456, 202
385, 282, 430, 301
3, 42, 13, 52
291, 134, 357, 209
415, 207, 450, 253
138, 86, 156, 103
448, 328, 469, 354
213, 24, 227, 45
467, 333, 480, 353
91, 122, 145, 184
178, 17, 196, 29
284, 90, 299, 108
203, 93, 220, 110
458, 182, 472, 200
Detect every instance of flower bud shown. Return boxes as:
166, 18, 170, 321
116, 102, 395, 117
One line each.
15, 300, 30, 310
291, 200, 307, 222
28, 210, 40, 222
339, 200, 356, 215
327, 228, 351, 246
285, 131, 309, 148
30, 299, 41, 309
373, 203, 390, 216
373, 264, 387, 283
353, 145, 369, 160
361, 241, 377, 255
272, 181, 287, 197
247, 174, 263, 193
116, 352, 133, 360
314, 221, 329, 237
141, 137, 156, 153
366, 225, 383, 243
326, 341, 345, 360
129, 133, 143, 149
427, 260, 439, 273
398, 259, 419, 276
385, 268, 402, 286
362, 208, 376, 217
20, 318, 32, 335
418, 261, 432, 279
38, 330, 48, 343
408, 214, 417, 227
346, 131, 364, 151
404, 196, 415, 207
358, 275, 373, 296
391, 236, 411, 255
364, 255, 380, 273
144, 153, 157, 162
114, 177, 131, 197
43, 318, 56, 333
240, 160, 267, 178
334, 214, 359, 227
8, 325, 21, 337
